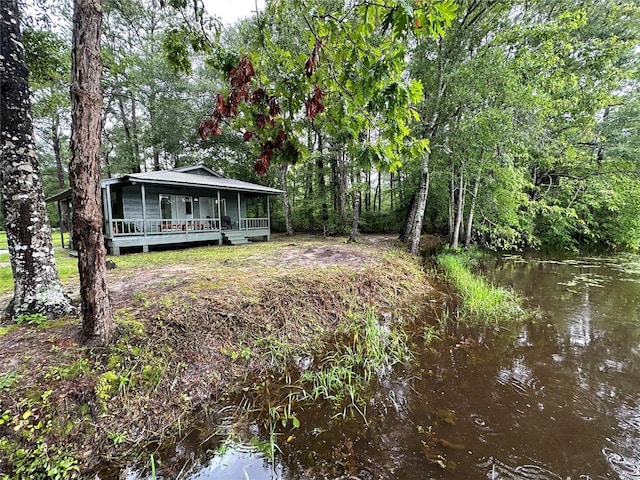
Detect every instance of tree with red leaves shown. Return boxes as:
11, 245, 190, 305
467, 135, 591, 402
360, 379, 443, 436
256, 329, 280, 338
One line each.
199, 54, 310, 175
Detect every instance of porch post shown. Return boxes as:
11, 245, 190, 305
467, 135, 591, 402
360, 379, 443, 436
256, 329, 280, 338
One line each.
216, 190, 222, 230
57, 200, 65, 248
104, 185, 113, 238
266, 196, 271, 240
141, 184, 147, 236
237, 191, 241, 230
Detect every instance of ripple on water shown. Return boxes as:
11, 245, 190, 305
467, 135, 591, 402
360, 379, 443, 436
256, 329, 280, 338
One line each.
470, 413, 501, 444
569, 386, 611, 422
602, 448, 640, 478
477, 456, 563, 480
495, 363, 545, 400
470, 413, 499, 434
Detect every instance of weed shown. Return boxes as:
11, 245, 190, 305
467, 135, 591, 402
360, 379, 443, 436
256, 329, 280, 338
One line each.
15, 313, 48, 327
108, 431, 126, 446
0, 389, 80, 479
0, 325, 15, 337
45, 359, 90, 381
423, 325, 441, 345
222, 346, 252, 361
150, 454, 157, 480
297, 309, 409, 419
0, 371, 17, 391
131, 291, 151, 308
95, 371, 123, 412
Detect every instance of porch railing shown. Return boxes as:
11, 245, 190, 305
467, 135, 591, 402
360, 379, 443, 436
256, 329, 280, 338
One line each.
109, 217, 270, 236
110, 218, 221, 236
239, 218, 270, 230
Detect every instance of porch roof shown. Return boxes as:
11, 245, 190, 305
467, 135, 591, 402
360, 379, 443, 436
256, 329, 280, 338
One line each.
46, 168, 282, 202
114, 171, 283, 195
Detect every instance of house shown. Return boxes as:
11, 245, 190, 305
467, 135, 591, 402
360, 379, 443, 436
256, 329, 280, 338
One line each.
48, 165, 282, 255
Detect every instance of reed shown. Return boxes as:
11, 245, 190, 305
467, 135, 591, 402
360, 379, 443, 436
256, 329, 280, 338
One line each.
298, 309, 410, 418
436, 251, 523, 324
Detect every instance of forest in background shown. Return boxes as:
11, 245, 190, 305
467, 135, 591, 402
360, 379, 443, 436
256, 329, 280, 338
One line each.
24, 0, 640, 252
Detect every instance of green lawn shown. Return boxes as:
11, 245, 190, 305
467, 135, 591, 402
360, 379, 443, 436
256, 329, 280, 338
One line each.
0, 229, 75, 294
0, 229, 276, 295
0, 228, 65, 250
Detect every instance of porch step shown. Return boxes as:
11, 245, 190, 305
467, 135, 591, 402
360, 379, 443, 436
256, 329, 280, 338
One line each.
221, 231, 250, 245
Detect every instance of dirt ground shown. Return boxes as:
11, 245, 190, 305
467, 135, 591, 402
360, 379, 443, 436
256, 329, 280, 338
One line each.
103, 234, 402, 306
0, 234, 440, 478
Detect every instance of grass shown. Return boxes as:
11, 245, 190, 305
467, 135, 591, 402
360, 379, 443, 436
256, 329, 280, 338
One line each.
436, 249, 523, 324
297, 309, 410, 419
0, 234, 437, 478
0, 230, 76, 295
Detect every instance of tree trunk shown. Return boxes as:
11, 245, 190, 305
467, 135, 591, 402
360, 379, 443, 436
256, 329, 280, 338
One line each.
348, 174, 362, 243
465, 174, 480, 248
52, 114, 71, 234
70, 0, 116, 345
0, 0, 75, 322
403, 39, 444, 255
406, 149, 431, 255
390, 172, 394, 211
316, 132, 328, 236
448, 168, 455, 242
279, 165, 293, 235
451, 170, 465, 249
376, 171, 382, 212
338, 150, 347, 226
399, 192, 417, 243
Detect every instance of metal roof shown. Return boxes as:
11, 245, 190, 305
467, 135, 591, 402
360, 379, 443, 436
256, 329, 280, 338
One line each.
47, 167, 283, 202
123, 171, 283, 194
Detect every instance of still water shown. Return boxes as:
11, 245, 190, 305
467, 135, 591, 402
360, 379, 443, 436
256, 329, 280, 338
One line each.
158, 253, 640, 479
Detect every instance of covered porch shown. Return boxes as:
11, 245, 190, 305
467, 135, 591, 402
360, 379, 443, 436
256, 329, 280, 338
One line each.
47, 165, 282, 255
104, 183, 273, 254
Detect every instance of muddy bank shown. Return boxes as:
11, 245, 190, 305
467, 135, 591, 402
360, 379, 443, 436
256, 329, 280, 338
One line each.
0, 235, 441, 478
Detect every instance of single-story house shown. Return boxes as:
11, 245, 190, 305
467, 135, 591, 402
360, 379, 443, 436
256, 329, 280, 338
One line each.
47, 165, 282, 255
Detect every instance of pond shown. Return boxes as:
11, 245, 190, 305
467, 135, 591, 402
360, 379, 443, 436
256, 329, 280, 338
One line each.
139, 253, 640, 479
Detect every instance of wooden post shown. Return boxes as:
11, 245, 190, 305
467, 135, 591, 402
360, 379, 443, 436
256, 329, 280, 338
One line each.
57, 201, 65, 248
237, 191, 241, 230
216, 190, 222, 229
105, 184, 112, 237
266, 196, 271, 241
141, 183, 147, 236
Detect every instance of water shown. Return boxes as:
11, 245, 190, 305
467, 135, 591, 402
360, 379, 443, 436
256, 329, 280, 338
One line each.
148, 253, 640, 479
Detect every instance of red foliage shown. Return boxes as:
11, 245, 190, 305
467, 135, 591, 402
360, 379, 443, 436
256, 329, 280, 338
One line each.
305, 86, 326, 122
273, 130, 287, 148
256, 114, 268, 129
305, 39, 322, 78
268, 96, 281, 117
253, 151, 271, 175
243, 130, 255, 142
252, 88, 267, 104
198, 119, 222, 139
230, 54, 255, 88
213, 93, 227, 120
200, 54, 305, 173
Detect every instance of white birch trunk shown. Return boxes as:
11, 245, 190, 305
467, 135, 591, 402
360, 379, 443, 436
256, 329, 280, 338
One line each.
0, 0, 75, 321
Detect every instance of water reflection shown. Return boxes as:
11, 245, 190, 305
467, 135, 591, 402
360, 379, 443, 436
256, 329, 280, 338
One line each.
151, 254, 640, 479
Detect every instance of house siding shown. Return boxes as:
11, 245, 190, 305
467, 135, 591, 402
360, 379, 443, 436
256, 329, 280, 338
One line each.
123, 186, 144, 219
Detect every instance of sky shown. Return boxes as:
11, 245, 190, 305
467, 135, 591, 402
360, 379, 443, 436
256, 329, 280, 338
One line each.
203, 0, 266, 25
